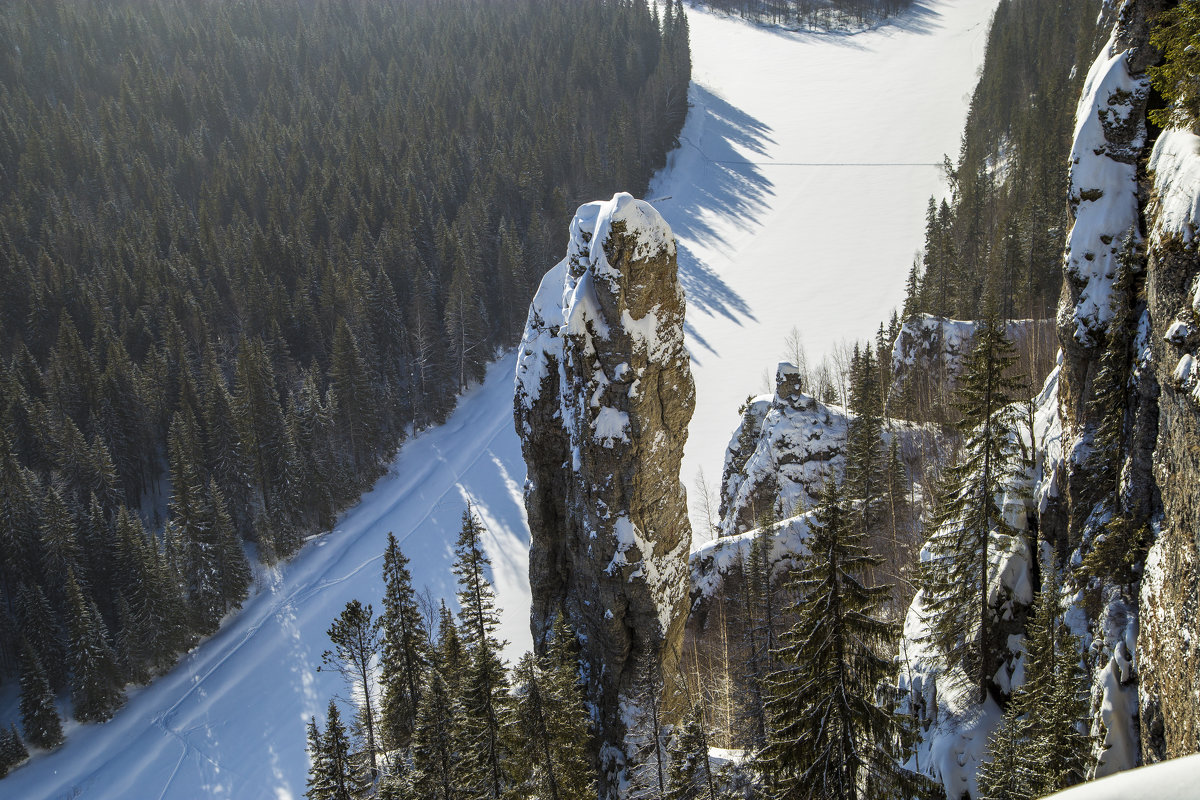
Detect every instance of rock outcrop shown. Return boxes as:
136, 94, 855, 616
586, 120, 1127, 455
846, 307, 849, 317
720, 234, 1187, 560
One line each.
515, 193, 695, 796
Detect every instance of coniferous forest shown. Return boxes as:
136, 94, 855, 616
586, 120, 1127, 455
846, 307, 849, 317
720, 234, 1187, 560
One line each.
0, 0, 689, 722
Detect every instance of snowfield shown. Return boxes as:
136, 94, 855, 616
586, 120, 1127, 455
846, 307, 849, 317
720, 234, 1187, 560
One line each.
6, 0, 999, 795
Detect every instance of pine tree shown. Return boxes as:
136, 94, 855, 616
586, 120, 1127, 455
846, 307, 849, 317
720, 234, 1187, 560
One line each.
845, 345, 886, 542
921, 314, 1027, 702
759, 481, 916, 800
65, 569, 126, 722
980, 563, 1092, 799
979, 701, 1037, 800
452, 504, 510, 800
322, 600, 383, 780
380, 533, 428, 750
19, 639, 64, 749
626, 645, 669, 800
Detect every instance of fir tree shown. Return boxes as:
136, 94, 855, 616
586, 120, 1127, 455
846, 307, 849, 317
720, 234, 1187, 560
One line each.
452, 504, 511, 800
380, 532, 428, 749
410, 658, 461, 800
979, 701, 1038, 800
511, 615, 594, 800
19, 639, 64, 750
921, 314, 1027, 702
65, 569, 126, 722
760, 481, 917, 800
308, 700, 370, 800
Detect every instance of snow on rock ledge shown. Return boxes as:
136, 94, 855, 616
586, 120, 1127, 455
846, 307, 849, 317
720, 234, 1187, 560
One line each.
515, 193, 694, 798
1062, 29, 1148, 346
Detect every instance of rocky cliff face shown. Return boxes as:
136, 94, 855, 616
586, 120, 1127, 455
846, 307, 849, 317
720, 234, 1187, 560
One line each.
515, 193, 695, 796
1139, 121, 1200, 761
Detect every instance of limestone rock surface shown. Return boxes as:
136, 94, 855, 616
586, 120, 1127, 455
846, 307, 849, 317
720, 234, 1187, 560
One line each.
515, 192, 694, 795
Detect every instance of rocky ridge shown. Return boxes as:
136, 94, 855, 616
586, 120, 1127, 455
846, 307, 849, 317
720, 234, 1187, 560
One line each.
515, 192, 695, 796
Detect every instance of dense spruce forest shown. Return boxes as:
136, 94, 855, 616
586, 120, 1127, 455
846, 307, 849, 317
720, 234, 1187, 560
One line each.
0, 0, 690, 732
904, 0, 1106, 323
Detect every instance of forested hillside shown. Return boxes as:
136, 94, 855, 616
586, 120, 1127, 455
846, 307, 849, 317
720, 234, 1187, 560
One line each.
905, 0, 1108, 322
0, 0, 689, 731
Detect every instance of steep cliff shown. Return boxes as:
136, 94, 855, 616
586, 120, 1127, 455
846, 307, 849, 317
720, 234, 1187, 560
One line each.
515, 193, 695, 796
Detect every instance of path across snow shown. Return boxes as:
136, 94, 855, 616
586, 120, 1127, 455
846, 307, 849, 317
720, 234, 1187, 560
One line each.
6, 0, 999, 795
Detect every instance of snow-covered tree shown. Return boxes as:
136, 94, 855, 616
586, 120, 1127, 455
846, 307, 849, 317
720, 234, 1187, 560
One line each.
0, 724, 28, 778
667, 702, 717, 800
66, 569, 125, 722
510, 615, 594, 800
307, 700, 370, 800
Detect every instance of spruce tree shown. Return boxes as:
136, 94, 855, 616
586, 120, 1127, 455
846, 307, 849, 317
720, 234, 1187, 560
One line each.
452, 504, 511, 800
921, 314, 1027, 701
845, 345, 886, 542
310, 700, 370, 800
19, 639, 64, 749
66, 569, 126, 722
979, 701, 1037, 800
511, 615, 594, 800
380, 533, 428, 749
410, 658, 461, 800
760, 481, 916, 800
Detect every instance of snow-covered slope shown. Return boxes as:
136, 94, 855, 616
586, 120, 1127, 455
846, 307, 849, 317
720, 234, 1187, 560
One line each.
650, 0, 1001, 528
6, 0, 1001, 795
4, 357, 532, 800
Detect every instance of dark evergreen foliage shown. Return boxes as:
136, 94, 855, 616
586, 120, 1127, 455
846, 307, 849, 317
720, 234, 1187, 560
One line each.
698, 0, 912, 30
920, 316, 1027, 702
980, 565, 1092, 799
18, 640, 63, 750
0, 0, 689, 697
760, 481, 918, 800
380, 533, 428, 750
452, 505, 511, 800
0, 725, 28, 778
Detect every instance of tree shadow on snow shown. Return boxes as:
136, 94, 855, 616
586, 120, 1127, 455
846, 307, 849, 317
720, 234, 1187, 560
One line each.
651, 85, 769, 353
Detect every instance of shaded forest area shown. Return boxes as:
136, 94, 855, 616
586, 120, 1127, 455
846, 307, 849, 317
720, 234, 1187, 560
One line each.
0, 0, 690, 721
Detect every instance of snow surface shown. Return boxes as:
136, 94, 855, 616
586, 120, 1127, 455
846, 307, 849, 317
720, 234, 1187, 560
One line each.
5, 0, 1002, 794
1063, 29, 1147, 345
1149, 128, 1200, 246
649, 0, 1001, 529
1043, 753, 1200, 800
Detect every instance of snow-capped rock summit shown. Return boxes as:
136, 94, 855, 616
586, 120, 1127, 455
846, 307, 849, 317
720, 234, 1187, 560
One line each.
514, 192, 695, 796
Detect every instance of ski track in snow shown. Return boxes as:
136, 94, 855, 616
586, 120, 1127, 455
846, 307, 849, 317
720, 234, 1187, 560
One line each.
5, 0, 998, 795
